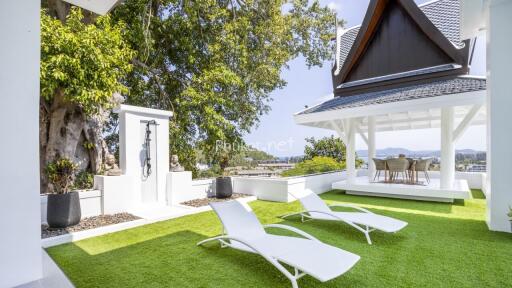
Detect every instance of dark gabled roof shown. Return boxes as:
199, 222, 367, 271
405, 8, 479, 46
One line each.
334, 0, 469, 90
300, 76, 485, 115
334, 0, 464, 75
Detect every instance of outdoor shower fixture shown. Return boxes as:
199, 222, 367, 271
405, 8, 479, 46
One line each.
142, 120, 158, 179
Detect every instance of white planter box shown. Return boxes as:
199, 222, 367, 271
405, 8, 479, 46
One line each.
233, 171, 347, 203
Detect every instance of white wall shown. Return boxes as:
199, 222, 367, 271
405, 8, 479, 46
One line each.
486, 0, 512, 232
234, 172, 347, 202
0, 1, 43, 287
95, 175, 133, 214
168, 176, 215, 205
41, 191, 103, 224
41, 176, 134, 224
165, 171, 346, 204
234, 177, 289, 202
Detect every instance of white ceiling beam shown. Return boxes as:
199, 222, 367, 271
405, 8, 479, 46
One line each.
353, 119, 369, 146
330, 120, 346, 143
356, 127, 369, 146
453, 104, 483, 142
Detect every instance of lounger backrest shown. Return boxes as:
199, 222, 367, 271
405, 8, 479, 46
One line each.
210, 200, 266, 238
292, 189, 331, 213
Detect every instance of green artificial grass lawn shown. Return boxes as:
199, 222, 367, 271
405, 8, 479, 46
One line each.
47, 190, 512, 288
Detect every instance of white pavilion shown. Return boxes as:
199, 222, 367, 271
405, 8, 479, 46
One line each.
295, 0, 486, 203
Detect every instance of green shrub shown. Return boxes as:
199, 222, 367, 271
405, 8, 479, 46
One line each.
46, 158, 77, 194
281, 156, 344, 177
196, 165, 222, 179
73, 171, 94, 190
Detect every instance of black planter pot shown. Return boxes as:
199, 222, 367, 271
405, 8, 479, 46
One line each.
47, 192, 81, 228
215, 177, 233, 199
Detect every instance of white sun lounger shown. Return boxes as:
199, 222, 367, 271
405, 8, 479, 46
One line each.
197, 200, 360, 288
282, 189, 408, 244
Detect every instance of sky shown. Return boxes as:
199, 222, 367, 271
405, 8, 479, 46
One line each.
242, 0, 487, 157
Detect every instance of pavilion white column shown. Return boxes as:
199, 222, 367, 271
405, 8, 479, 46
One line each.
367, 116, 376, 181
485, 0, 512, 232
344, 119, 356, 184
0, 1, 43, 287
440, 107, 455, 189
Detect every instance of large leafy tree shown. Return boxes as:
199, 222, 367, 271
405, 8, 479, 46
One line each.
111, 0, 338, 172
304, 136, 346, 162
40, 5, 134, 192
304, 136, 364, 167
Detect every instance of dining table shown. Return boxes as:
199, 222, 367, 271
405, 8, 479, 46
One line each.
383, 158, 420, 184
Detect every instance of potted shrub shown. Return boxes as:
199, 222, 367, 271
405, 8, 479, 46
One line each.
215, 153, 233, 199
45, 158, 80, 228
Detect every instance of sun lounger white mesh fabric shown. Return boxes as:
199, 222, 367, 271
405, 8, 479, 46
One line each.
210, 201, 266, 239
295, 192, 337, 219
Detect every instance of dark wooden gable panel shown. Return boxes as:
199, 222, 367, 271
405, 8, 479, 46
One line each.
346, 1, 454, 83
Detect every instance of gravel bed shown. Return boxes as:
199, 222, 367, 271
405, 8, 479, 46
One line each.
181, 193, 251, 207
42, 213, 141, 239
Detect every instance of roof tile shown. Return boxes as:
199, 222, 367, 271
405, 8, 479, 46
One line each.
300, 77, 486, 115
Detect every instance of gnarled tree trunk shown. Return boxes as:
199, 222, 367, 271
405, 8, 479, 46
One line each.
40, 91, 109, 193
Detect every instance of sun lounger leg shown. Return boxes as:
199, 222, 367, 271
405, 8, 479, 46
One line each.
363, 226, 373, 245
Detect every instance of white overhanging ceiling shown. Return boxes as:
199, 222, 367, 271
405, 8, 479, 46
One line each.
294, 90, 486, 133
62, 0, 122, 15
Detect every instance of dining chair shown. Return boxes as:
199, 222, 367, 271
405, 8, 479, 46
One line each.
372, 158, 387, 181
415, 158, 432, 184
386, 158, 410, 182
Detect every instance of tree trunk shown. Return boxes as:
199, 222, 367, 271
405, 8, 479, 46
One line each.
40, 91, 109, 193
41, 0, 112, 194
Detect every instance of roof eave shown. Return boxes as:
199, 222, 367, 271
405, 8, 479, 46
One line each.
294, 89, 486, 126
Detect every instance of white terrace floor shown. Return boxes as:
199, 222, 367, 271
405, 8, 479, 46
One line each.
332, 176, 471, 203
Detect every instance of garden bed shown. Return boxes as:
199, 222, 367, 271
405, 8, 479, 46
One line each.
41, 213, 140, 239
180, 193, 250, 207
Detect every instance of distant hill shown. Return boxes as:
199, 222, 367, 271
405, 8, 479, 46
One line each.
356, 148, 485, 158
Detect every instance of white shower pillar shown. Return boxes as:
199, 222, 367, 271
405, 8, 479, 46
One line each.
440, 107, 455, 189
367, 116, 377, 181
116, 105, 172, 207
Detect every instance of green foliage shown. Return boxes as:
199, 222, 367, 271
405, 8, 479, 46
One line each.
244, 147, 276, 162
73, 170, 94, 190
196, 165, 223, 179
304, 135, 346, 162
112, 0, 337, 170
41, 8, 135, 115
281, 156, 344, 177
304, 136, 364, 168
218, 153, 230, 176
228, 146, 276, 167
508, 207, 512, 220
45, 158, 77, 194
